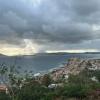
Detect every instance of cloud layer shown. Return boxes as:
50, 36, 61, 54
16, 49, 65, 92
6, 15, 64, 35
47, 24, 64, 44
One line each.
0, 0, 100, 54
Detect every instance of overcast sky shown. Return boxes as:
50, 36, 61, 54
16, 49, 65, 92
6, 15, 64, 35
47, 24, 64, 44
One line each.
0, 0, 100, 55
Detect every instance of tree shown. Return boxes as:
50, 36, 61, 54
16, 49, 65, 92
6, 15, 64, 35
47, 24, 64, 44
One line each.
0, 64, 22, 100
41, 74, 52, 87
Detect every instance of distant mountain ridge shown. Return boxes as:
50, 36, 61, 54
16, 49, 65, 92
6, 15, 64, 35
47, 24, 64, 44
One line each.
0, 54, 7, 57
0, 52, 100, 57
85, 52, 100, 54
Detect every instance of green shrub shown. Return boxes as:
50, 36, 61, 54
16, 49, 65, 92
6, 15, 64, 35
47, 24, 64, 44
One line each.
0, 92, 11, 100
62, 84, 89, 98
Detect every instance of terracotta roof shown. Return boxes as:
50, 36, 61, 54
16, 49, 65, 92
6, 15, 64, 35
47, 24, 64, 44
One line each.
0, 85, 7, 91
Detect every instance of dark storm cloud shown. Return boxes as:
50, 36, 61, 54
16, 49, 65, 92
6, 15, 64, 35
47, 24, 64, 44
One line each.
71, 0, 100, 16
0, 0, 100, 47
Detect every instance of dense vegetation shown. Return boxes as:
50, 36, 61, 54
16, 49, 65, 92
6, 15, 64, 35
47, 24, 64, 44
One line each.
0, 65, 100, 100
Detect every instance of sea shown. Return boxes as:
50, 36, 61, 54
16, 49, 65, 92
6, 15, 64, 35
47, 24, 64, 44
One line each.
0, 53, 100, 74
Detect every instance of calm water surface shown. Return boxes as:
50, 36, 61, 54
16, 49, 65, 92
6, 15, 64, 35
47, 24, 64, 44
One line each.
0, 54, 100, 73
